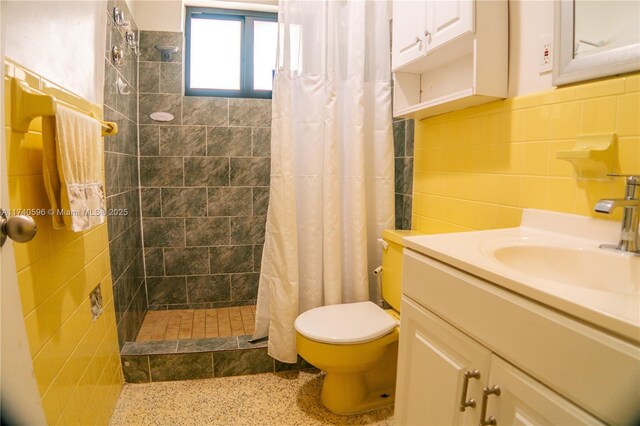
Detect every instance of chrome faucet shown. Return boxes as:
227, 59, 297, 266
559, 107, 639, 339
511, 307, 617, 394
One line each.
595, 175, 639, 254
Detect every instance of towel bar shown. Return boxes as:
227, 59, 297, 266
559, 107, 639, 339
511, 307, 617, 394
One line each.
10, 78, 118, 137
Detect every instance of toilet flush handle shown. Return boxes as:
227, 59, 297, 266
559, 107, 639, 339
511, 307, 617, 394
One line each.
378, 238, 389, 250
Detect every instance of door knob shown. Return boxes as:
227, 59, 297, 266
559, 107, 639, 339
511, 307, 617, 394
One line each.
1, 209, 37, 246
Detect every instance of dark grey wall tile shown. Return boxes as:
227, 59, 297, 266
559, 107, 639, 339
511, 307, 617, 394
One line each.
230, 157, 270, 186
231, 273, 259, 301
160, 126, 206, 156
186, 275, 231, 303
139, 61, 160, 93
177, 337, 238, 353
140, 156, 183, 187
252, 187, 269, 216
160, 62, 182, 94
394, 193, 404, 230
164, 247, 209, 275
406, 119, 415, 155
185, 217, 230, 246
252, 127, 271, 157
149, 353, 213, 381
401, 194, 412, 230
122, 340, 178, 356
141, 188, 161, 217
147, 276, 187, 305
209, 246, 253, 273
116, 85, 136, 119
122, 356, 150, 383
142, 218, 185, 247
393, 121, 405, 158
213, 349, 273, 377
207, 187, 252, 217
104, 60, 117, 110
139, 31, 183, 63
161, 188, 207, 217
106, 192, 128, 238
230, 216, 266, 245
104, 153, 119, 195
229, 99, 271, 127
403, 158, 414, 195
207, 127, 252, 156
184, 157, 229, 186
139, 93, 182, 125
144, 248, 165, 276
253, 244, 263, 272
394, 158, 413, 196
183, 97, 228, 126
139, 125, 160, 156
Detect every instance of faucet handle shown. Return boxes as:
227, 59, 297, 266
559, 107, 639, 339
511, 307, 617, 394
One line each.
606, 174, 640, 185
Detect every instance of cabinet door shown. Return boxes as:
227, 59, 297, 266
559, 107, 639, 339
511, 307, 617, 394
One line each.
392, 1, 428, 70
425, 0, 474, 51
395, 297, 491, 426
482, 357, 605, 426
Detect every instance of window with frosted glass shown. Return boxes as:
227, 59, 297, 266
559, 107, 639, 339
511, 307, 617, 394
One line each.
185, 8, 277, 98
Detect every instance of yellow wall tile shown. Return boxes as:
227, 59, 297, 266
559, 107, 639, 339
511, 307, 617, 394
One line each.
549, 102, 581, 140
575, 77, 626, 99
5, 61, 122, 425
616, 137, 640, 175
617, 92, 640, 136
523, 106, 551, 141
580, 96, 617, 134
413, 73, 640, 234
521, 142, 550, 176
625, 74, 639, 92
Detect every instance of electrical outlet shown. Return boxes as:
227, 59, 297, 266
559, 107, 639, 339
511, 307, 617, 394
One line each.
539, 36, 552, 74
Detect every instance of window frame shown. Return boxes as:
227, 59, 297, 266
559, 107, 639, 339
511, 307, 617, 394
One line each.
185, 7, 277, 98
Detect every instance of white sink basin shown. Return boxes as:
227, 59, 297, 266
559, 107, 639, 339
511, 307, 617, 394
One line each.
403, 209, 640, 343
488, 243, 639, 295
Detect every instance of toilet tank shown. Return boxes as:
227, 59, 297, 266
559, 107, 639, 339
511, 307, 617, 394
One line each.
381, 230, 423, 312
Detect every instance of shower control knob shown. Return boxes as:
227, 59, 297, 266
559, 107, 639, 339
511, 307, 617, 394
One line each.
0, 210, 37, 246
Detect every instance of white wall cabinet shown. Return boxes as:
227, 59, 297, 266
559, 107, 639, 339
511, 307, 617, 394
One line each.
426, 1, 473, 51
392, 1, 428, 69
395, 250, 640, 425
391, 0, 507, 119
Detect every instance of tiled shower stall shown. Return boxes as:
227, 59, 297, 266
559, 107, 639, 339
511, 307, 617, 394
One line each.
102, 1, 413, 381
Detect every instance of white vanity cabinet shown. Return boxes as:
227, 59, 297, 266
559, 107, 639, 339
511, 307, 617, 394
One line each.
395, 249, 640, 425
395, 297, 491, 425
391, 0, 507, 119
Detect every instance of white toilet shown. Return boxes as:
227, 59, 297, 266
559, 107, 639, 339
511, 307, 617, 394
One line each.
294, 229, 414, 414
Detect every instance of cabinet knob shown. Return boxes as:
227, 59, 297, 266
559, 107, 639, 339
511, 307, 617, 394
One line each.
480, 385, 501, 426
459, 369, 481, 411
425, 30, 431, 38
415, 36, 421, 45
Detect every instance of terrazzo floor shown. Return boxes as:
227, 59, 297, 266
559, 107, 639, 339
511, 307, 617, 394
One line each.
109, 370, 394, 425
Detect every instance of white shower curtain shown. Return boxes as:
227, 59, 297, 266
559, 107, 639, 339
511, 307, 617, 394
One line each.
253, 0, 395, 363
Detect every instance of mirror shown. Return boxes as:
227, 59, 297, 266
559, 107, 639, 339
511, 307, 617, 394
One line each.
553, 0, 640, 85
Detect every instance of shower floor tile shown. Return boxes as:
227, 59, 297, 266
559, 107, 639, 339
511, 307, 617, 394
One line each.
136, 306, 256, 342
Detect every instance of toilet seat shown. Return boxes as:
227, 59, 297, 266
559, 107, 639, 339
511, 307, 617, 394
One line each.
294, 301, 397, 344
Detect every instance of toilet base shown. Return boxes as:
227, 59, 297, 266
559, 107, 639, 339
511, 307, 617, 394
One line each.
295, 321, 399, 415
317, 339, 398, 415
320, 373, 395, 415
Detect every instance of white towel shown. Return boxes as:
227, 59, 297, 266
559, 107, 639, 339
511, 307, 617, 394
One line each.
42, 105, 105, 232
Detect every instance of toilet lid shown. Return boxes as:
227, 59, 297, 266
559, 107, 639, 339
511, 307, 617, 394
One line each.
294, 301, 397, 344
